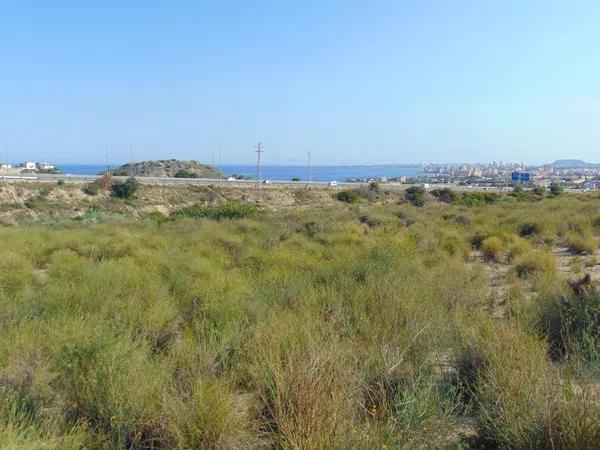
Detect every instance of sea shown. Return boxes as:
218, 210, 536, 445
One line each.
58, 164, 424, 182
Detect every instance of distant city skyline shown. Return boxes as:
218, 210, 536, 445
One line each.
2, 2, 599, 164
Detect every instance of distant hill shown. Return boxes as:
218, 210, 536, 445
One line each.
110, 160, 221, 178
551, 159, 599, 168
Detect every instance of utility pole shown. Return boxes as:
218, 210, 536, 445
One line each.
255, 142, 263, 184
3, 131, 7, 168
129, 141, 134, 176
218, 145, 222, 180
104, 133, 109, 174
307, 150, 312, 183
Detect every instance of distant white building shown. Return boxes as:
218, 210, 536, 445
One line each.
39, 162, 55, 170
0, 163, 12, 170
24, 162, 36, 170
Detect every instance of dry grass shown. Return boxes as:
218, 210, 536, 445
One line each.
0, 191, 599, 448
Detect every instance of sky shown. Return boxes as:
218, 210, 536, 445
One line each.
1, 1, 599, 165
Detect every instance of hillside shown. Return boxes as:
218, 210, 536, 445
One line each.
110, 159, 221, 178
552, 159, 599, 168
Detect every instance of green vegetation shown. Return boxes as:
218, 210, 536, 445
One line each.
551, 182, 565, 196
171, 201, 257, 220
431, 188, 500, 206
83, 182, 99, 196
174, 169, 199, 178
405, 185, 425, 207
111, 177, 139, 199
0, 190, 600, 448
335, 190, 360, 203
481, 236, 503, 261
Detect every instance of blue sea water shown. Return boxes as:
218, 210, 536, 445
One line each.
58, 164, 424, 182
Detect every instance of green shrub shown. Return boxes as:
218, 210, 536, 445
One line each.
506, 237, 531, 261
514, 251, 556, 278
566, 234, 596, 255
359, 214, 381, 228
460, 192, 500, 207
57, 179, 65, 186
550, 182, 564, 196
430, 188, 458, 204
471, 230, 490, 250
148, 211, 168, 223
481, 237, 503, 261
111, 177, 139, 199
83, 183, 99, 196
174, 169, 198, 178
519, 222, 542, 237
335, 190, 360, 203
405, 186, 425, 207
537, 284, 600, 365
171, 201, 257, 220
533, 186, 545, 195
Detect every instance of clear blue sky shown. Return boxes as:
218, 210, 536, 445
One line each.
1, 1, 599, 165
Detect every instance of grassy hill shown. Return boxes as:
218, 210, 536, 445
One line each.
0, 188, 599, 448
110, 159, 221, 178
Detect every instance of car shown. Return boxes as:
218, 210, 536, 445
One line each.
329, 180, 338, 186
262, 179, 271, 184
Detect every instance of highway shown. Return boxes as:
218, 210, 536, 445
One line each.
0, 173, 583, 193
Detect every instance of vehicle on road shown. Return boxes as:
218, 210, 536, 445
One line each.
329, 180, 338, 186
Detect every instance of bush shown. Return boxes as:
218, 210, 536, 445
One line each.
174, 169, 198, 178
514, 251, 556, 278
335, 190, 360, 203
57, 179, 65, 186
481, 237, 503, 262
455, 214, 471, 226
171, 201, 257, 220
506, 238, 531, 261
537, 283, 600, 363
291, 177, 300, 182
95, 173, 114, 191
550, 182, 564, 196
533, 186, 545, 195
83, 183, 99, 196
566, 234, 596, 255
471, 230, 490, 250
111, 177, 139, 199
359, 214, 381, 228
519, 222, 542, 237
459, 192, 500, 207
148, 211, 168, 223
430, 188, 458, 204
405, 186, 425, 207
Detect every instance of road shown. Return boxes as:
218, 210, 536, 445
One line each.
0, 173, 582, 193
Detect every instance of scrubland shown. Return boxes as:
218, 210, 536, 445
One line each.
0, 184, 600, 449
